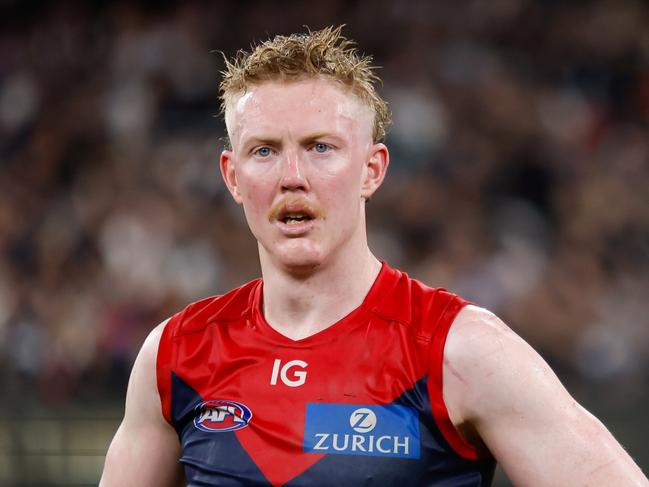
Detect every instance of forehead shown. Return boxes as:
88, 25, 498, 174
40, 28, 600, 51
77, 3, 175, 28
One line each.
225, 78, 373, 146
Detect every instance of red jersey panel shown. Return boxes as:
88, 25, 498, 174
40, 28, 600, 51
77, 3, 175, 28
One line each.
157, 262, 495, 486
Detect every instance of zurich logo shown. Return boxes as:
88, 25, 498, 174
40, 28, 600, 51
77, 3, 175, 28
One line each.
193, 400, 253, 432
349, 408, 377, 433
303, 403, 421, 459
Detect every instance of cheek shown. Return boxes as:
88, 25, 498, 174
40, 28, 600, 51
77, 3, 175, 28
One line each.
319, 165, 364, 214
238, 169, 275, 213
319, 150, 365, 188
243, 181, 263, 201
337, 158, 365, 196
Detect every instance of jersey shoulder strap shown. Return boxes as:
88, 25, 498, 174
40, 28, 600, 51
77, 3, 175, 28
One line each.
155, 279, 261, 423
372, 269, 479, 459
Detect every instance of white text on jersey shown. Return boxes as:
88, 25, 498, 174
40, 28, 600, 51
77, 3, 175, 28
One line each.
270, 359, 308, 387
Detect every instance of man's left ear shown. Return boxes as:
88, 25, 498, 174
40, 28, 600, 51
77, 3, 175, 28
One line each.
361, 143, 389, 200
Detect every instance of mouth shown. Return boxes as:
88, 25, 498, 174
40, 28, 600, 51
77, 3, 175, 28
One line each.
268, 196, 323, 225
268, 197, 323, 236
278, 211, 315, 225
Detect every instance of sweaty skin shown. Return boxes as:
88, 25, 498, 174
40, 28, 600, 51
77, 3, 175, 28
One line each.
100, 78, 649, 486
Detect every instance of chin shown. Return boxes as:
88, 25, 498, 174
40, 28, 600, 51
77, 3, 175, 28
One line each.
272, 242, 326, 274
278, 253, 322, 273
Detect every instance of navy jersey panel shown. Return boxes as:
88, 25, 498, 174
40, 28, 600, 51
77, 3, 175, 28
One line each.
171, 373, 270, 487
157, 262, 496, 486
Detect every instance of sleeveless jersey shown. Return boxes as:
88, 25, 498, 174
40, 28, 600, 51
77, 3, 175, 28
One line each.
157, 262, 496, 486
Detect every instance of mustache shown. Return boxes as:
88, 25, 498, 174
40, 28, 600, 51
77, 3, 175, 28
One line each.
267, 195, 325, 222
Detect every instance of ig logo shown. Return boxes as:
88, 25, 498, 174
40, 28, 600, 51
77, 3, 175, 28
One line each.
349, 408, 377, 433
270, 359, 308, 387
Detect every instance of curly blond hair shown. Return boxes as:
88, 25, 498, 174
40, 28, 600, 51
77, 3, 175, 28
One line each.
219, 25, 390, 143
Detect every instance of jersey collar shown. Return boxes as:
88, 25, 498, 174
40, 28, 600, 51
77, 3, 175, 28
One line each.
248, 261, 403, 347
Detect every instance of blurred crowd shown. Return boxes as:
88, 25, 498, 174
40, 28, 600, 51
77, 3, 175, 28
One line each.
1, 0, 648, 406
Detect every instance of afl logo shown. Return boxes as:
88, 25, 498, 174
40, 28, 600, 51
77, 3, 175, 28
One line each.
193, 400, 253, 432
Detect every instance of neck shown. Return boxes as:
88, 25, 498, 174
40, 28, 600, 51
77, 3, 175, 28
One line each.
259, 245, 382, 341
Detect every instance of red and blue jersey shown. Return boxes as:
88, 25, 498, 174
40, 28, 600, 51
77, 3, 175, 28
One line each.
157, 262, 495, 486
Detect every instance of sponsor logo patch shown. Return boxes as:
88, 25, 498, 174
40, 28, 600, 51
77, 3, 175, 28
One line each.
193, 400, 253, 432
303, 403, 420, 459
270, 359, 308, 387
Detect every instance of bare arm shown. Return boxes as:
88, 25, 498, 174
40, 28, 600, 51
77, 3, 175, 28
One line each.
100, 320, 185, 487
444, 305, 648, 486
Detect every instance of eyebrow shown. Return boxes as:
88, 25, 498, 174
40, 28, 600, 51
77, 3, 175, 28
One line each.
300, 132, 340, 143
242, 133, 344, 151
243, 137, 281, 149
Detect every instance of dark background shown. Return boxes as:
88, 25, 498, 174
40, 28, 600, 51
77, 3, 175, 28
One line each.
1, 0, 648, 485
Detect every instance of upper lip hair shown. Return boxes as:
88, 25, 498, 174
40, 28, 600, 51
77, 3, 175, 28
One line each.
268, 197, 321, 222
277, 203, 315, 221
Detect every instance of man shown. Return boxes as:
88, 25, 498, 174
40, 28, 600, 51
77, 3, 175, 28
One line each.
100, 26, 648, 486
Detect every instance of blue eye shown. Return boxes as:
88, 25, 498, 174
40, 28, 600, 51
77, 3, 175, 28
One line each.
255, 147, 272, 157
313, 143, 330, 153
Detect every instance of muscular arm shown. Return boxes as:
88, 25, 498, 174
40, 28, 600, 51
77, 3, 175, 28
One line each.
100, 321, 185, 487
444, 305, 648, 486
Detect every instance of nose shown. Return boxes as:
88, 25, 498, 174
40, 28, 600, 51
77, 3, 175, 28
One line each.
279, 150, 309, 192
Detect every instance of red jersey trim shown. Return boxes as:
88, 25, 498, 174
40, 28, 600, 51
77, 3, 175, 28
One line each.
428, 298, 482, 461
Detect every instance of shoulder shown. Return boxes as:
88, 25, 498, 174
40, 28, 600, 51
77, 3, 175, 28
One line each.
442, 305, 564, 455
373, 265, 468, 334
445, 304, 524, 367
442, 309, 649, 485
443, 304, 566, 426
136, 319, 169, 371
101, 318, 185, 486
165, 279, 260, 337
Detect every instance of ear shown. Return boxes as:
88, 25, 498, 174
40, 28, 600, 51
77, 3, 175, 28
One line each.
361, 143, 389, 200
220, 150, 243, 204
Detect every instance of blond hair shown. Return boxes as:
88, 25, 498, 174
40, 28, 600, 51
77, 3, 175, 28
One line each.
219, 25, 390, 143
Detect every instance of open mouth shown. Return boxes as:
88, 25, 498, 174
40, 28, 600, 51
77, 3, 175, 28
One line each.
269, 196, 322, 226
279, 212, 313, 225
280, 213, 313, 225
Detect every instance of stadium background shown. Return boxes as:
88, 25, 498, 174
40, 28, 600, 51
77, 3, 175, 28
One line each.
1, 0, 648, 485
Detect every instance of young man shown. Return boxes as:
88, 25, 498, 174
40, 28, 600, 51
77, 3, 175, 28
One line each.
100, 27, 648, 486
